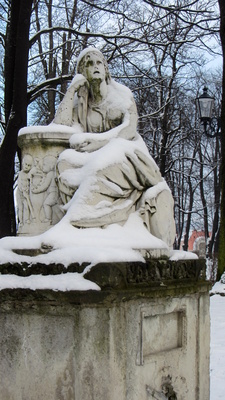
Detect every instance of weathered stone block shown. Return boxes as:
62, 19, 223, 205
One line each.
0, 260, 210, 400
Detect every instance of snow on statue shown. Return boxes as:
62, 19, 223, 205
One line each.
0, 46, 193, 273
52, 47, 176, 248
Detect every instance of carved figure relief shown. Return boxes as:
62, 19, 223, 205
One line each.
16, 154, 35, 227
31, 155, 60, 223
17, 154, 63, 234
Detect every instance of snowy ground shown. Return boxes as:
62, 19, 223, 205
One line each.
210, 281, 225, 400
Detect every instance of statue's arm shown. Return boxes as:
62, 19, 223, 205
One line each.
32, 173, 52, 193
70, 98, 138, 152
53, 74, 88, 126
114, 98, 138, 141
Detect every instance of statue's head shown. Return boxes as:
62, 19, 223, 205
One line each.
22, 154, 33, 172
76, 47, 111, 84
42, 155, 56, 173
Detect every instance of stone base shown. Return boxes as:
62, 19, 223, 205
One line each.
0, 259, 210, 400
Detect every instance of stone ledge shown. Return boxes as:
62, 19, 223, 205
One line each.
0, 258, 206, 282
0, 259, 211, 308
84, 259, 207, 289
17, 129, 72, 147
0, 280, 211, 311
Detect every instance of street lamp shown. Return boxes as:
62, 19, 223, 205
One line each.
196, 87, 221, 138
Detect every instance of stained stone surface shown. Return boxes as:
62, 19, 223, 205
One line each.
0, 260, 210, 400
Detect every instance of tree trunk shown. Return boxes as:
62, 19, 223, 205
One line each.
182, 176, 193, 251
207, 137, 221, 257
218, 0, 225, 279
0, 0, 33, 238
198, 145, 209, 241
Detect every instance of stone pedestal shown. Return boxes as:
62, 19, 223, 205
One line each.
0, 259, 210, 400
17, 126, 73, 236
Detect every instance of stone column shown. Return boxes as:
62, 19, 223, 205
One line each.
17, 126, 72, 236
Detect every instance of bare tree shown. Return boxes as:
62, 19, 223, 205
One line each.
218, 0, 225, 279
0, 0, 33, 237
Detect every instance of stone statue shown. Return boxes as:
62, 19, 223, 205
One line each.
53, 47, 176, 247
17, 153, 63, 235
31, 155, 59, 223
17, 154, 35, 227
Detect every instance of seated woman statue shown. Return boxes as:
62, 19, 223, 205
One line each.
53, 47, 176, 248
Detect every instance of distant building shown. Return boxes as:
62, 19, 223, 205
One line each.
182, 230, 211, 258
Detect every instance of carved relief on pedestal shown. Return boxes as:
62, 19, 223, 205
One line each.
16, 154, 35, 228
17, 128, 72, 236
16, 152, 64, 236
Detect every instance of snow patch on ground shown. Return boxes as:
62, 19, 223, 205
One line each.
210, 284, 225, 400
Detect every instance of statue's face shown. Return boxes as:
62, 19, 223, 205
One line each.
42, 157, 55, 173
22, 156, 32, 172
83, 53, 106, 82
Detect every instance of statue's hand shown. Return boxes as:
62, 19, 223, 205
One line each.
75, 139, 104, 153
69, 74, 89, 93
76, 140, 96, 152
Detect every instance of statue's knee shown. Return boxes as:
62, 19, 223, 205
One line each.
150, 190, 176, 247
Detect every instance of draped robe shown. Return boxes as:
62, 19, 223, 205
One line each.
55, 79, 176, 247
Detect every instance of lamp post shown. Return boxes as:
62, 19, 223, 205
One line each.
196, 86, 221, 138
196, 86, 221, 266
